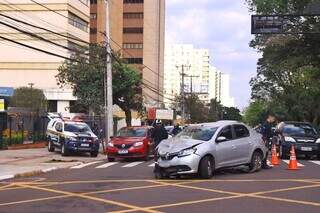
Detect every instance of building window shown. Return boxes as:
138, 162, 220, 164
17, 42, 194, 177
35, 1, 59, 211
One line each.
123, 43, 143, 49
125, 58, 143, 64
90, 13, 97, 19
123, 12, 144, 19
123, 27, 143, 34
68, 41, 83, 51
47, 100, 57, 113
90, 0, 97, 4
123, 0, 144, 3
90, 28, 97, 34
68, 12, 88, 32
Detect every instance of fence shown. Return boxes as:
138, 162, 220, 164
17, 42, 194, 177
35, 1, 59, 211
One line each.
0, 110, 49, 149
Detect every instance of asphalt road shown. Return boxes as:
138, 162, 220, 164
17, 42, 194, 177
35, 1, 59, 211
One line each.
1, 157, 320, 213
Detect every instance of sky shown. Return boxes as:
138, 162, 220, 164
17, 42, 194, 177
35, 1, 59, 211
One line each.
165, 0, 261, 110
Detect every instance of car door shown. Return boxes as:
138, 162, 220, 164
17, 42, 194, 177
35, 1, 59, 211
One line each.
215, 125, 236, 168
232, 124, 251, 164
52, 122, 63, 147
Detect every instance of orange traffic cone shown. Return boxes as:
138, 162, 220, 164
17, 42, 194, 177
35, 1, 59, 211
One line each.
271, 144, 280, 166
287, 145, 299, 170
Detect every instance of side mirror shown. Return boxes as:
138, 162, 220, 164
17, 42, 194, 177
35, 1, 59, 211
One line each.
216, 136, 227, 143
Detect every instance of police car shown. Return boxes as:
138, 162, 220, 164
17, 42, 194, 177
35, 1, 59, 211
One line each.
46, 118, 100, 157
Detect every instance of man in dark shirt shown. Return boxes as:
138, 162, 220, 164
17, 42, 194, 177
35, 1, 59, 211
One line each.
151, 121, 168, 148
261, 114, 276, 169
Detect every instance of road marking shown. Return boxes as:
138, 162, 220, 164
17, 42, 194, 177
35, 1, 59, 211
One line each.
282, 160, 305, 167
122, 162, 143, 168
310, 161, 320, 166
95, 162, 118, 168
14, 183, 162, 213
0, 175, 14, 181
148, 163, 155, 167
70, 161, 103, 169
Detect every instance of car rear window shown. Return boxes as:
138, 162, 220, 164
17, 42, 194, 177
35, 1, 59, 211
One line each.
117, 128, 147, 137
177, 127, 218, 141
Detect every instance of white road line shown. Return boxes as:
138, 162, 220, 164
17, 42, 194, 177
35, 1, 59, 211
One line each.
122, 162, 143, 168
310, 161, 320, 166
282, 160, 305, 167
148, 163, 155, 167
95, 162, 118, 168
70, 161, 103, 169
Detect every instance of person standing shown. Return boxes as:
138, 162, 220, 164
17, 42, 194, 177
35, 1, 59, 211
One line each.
171, 124, 182, 136
151, 121, 168, 148
261, 114, 276, 169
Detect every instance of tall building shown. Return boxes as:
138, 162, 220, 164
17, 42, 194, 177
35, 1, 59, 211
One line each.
0, 0, 90, 113
164, 44, 235, 108
209, 66, 235, 107
90, 0, 165, 106
164, 44, 210, 105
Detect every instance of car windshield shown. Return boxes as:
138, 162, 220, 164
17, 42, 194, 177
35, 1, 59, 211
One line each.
177, 127, 218, 141
283, 124, 317, 137
117, 128, 147, 137
64, 123, 92, 133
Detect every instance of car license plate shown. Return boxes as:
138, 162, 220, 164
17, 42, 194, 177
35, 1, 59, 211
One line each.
118, 150, 128, 154
81, 143, 90, 147
301, 147, 312, 151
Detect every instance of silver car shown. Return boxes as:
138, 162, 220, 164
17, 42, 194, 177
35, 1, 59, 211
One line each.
154, 121, 268, 179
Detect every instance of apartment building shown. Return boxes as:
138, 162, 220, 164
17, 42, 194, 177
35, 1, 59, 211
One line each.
0, 0, 90, 113
90, 0, 165, 107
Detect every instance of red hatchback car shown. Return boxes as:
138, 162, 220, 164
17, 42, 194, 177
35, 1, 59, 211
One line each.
106, 126, 154, 162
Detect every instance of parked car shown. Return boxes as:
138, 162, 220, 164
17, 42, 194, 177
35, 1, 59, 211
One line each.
46, 118, 100, 157
154, 121, 268, 179
275, 122, 320, 159
106, 126, 154, 162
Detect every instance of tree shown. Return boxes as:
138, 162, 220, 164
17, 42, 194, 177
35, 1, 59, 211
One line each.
207, 98, 223, 122
246, 0, 320, 125
222, 107, 242, 121
56, 44, 143, 126
243, 101, 268, 127
10, 87, 46, 113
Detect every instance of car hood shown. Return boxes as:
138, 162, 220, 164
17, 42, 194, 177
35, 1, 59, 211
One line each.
111, 137, 145, 144
158, 137, 203, 154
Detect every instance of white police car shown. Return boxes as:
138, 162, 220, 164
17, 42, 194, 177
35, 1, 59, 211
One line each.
46, 118, 100, 157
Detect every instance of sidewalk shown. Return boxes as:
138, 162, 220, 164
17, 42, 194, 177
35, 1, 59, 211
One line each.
0, 148, 107, 181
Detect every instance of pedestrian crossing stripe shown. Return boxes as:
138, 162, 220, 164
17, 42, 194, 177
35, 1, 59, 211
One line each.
69, 160, 320, 169
282, 160, 305, 167
71, 161, 103, 169
122, 162, 144, 168
96, 162, 118, 168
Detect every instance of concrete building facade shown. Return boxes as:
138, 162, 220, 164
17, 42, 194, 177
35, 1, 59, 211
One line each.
0, 0, 90, 113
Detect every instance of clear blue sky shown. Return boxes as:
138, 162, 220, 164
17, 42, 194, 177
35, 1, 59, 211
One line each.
166, 0, 261, 110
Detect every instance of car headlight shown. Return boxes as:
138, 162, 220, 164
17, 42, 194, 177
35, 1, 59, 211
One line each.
284, 136, 296, 143
66, 137, 77, 142
178, 148, 197, 157
316, 138, 320, 144
133, 142, 144, 147
107, 142, 114, 147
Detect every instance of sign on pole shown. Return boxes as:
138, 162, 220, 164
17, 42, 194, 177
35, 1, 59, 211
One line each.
0, 99, 4, 112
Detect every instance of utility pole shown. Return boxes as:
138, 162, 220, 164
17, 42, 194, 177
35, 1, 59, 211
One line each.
188, 75, 199, 93
104, 0, 113, 142
176, 64, 191, 121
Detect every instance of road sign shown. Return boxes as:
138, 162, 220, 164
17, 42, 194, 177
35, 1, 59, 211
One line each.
0, 87, 14, 97
251, 15, 320, 34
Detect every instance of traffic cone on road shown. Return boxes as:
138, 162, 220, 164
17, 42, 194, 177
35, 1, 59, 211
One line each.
287, 145, 299, 170
271, 144, 280, 166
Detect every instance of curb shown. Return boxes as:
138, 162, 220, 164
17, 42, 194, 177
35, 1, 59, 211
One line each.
0, 167, 58, 181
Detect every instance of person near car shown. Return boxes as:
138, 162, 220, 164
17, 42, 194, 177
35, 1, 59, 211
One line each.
171, 124, 182, 136
151, 121, 168, 148
261, 114, 276, 169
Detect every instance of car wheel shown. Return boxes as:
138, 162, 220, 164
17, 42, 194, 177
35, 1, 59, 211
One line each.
199, 156, 214, 179
143, 148, 150, 161
249, 151, 263, 172
48, 139, 55, 152
61, 143, 69, 156
90, 151, 98, 157
108, 157, 115, 162
154, 164, 167, 179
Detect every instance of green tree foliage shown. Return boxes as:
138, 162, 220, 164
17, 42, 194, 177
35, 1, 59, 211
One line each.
56, 44, 143, 126
243, 101, 268, 127
10, 87, 46, 112
246, 0, 320, 125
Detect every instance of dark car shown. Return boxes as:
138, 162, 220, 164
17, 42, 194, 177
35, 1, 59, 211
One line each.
275, 122, 320, 159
